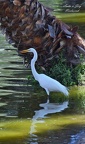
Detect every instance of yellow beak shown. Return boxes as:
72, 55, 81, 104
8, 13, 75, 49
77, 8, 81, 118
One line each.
20, 49, 29, 54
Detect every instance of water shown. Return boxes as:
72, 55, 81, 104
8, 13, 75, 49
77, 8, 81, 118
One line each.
0, 0, 85, 144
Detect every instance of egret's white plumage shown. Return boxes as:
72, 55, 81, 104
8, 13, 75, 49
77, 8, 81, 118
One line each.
21, 48, 69, 96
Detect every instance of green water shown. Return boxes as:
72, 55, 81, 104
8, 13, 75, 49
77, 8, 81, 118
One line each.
0, 0, 85, 144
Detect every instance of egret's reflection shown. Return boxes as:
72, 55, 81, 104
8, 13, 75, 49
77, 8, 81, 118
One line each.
30, 101, 68, 136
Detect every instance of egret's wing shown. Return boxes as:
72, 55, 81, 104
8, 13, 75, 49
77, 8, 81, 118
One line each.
38, 74, 69, 96
38, 74, 61, 90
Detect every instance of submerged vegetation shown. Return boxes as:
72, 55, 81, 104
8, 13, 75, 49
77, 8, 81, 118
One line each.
0, 111, 85, 142
69, 86, 85, 113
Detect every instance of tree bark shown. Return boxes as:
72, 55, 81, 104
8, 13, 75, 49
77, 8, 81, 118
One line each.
0, 0, 85, 68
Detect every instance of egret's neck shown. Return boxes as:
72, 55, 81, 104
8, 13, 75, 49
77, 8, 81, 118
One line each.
31, 50, 39, 81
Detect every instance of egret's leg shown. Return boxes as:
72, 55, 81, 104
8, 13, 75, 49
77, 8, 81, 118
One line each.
45, 88, 50, 103
47, 97, 50, 103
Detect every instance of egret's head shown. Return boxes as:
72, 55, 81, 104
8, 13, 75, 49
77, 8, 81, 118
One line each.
20, 48, 36, 54
20, 48, 38, 61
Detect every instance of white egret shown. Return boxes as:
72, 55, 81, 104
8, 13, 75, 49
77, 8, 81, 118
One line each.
21, 48, 69, 98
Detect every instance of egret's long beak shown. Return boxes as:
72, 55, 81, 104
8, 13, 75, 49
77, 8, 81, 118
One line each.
20, 49, 29, 54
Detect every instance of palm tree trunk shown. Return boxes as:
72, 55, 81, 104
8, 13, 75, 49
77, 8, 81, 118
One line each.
0, 0, 85, 68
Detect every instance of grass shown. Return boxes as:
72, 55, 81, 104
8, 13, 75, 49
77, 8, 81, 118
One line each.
56, 13, 85, 23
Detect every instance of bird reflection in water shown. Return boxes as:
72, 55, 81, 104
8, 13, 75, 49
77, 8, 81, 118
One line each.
29, 101, 68, 143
